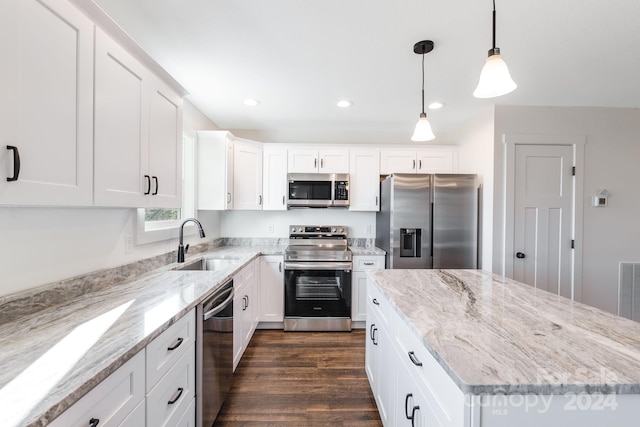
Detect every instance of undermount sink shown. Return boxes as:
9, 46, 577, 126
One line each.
174, 257, 239, 271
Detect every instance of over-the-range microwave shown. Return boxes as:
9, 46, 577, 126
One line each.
287, 173, 349, 208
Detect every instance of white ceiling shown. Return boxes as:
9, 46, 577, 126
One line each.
93, 0, 640, 142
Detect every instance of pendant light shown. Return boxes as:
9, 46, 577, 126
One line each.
411, 40, 435, 142
473, 0, 517, 98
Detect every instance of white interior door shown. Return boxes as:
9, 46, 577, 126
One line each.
513, 144, 574, 298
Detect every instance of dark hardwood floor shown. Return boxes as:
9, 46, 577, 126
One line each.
213, 329, 382, 427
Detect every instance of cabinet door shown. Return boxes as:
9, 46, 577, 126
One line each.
0, 0, 93, 206
232, 278, 246, 371
352, 271, 368, 322
262, 148, 288, 210
287, 148, 318, 173
148, 77, 183, 208
349, 149, 380, 211
258, 256, 284, 322
319, 149, 349, 173
94, 28, 149, 206
366, 298, 394, 425
416, 149, 458, 173
380, 150, 417, 174
395, 356, 442, 427
233, 142, 263, 210
197, 131, 233, 210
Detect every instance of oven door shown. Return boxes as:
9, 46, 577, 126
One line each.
284, 261, 352, 318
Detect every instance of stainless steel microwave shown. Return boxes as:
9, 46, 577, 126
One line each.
287, 173, 349, 208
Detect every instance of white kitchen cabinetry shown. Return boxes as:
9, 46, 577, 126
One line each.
233, 139, 263, 210
258, 255, 284, 324
395, 354, 442, 427
349, 149, 381, 211
197, 131, 234, 210
233, 259, 259, 370
365, 283, 395, 426
352, 255, 385, 322
262, 148, 288, 210
0, 0, 94, 206
380, 148, 458, 175
49, 350, 145, 427
94, 28, 182, 208
288, 148, 349, 173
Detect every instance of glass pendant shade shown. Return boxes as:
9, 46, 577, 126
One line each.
473, 54, 517, 98
411, 114, 435, 141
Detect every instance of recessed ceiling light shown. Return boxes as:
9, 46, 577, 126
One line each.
243, 98, 260, 107
337, 100, 353, 108
428, 102, 445, 110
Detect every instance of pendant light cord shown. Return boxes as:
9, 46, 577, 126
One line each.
421, 51, 425, 115
492, 0, 496, 50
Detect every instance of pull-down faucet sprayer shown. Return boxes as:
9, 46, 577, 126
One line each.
177, 218, 206, 263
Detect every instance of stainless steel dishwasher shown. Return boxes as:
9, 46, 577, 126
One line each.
196, 279, 234, 427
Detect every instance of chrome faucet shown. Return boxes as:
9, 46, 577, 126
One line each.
177, 218, 206, 263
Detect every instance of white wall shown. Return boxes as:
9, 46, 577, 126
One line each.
452, 106, 495, 271
0, 99, 221, 298
219, 210, 376, 239
493, 105, 640, 314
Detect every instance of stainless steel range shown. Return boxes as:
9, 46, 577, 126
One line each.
284, 225, 352, 331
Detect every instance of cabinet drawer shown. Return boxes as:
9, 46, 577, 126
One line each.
355, 256, 384, 270
120, 398, 145, 427
366, 280, 391, 329
395, 317, 465, 426
176, 398, 196, 427
49, 350, 145, 427
147, 342, 195, 427
146, 309, 195, 390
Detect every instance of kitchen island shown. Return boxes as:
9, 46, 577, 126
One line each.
365, 269, 640, 426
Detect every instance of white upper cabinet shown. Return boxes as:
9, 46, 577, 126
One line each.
288, 148, 349, 173
380, 148, 458, 175
349, 149, 380, 211
94, 28, 182, 208
197, 131, 234, 210
262, 147, 288, 211
0, 0, 94, 206
233, 140, 263, 210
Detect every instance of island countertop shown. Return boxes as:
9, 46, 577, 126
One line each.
366, 269, 640, 395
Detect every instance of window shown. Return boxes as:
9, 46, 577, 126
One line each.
136, 132, 197, 244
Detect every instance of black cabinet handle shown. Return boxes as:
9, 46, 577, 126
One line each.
419, 159, 422, 170
227, 192, 231, 203
89, 418, 99, 427
408, 351, 423, 367
152, 176, 158, 195
372, 327, 378, 345
6, 145, 20, 182
412, 159, 416, 170
411, 405, 420, 427
404, 393, 413, 419
258, 195, 262, 205
167, 337, 184, 351
168, 387, 184, 405
369, 323, 376, 341
144, 175, 151, 195
314, 158, 317, 168
516, 252, 526, 259
372, 298, 379, 305
282, 195, 285, 205
278, 262, 282, 273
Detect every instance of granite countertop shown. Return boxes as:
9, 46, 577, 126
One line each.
0, 245, 285, 427
367, 269, 640, 395
348, 246, 386, 256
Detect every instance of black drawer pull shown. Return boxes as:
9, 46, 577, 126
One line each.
168, 387, 184, 405
6, 145, 20, 182
167, 337, 184, 351
411, 405, 420, 426
89, 418, 99, 427
404, 393, 413, 419
144, 175, 151, 195
152, 176, 159, 195
372, 298, 380, 306
408, 351, 423, 366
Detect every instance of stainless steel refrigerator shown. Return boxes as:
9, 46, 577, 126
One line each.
375, 174, 478, 269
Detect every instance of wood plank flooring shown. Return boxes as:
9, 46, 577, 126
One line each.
214, 329, 382, 427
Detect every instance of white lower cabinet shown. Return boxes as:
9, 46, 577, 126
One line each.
233, 259, 259, 370
146, 344, 195, 427
50, 309, 196, 426
258, 255, 284, 323
365, 284, 395, 426
352, 255, 385, 322
49, 350, 145, 427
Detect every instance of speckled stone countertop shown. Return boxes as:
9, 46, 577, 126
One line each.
0, 244, 284, 427
348, 246, 386, 256
367, 269, 640, 395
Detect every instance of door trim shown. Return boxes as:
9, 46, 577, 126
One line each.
503, 134, 585, 301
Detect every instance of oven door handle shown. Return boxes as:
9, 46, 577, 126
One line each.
284, 261, 352, 271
